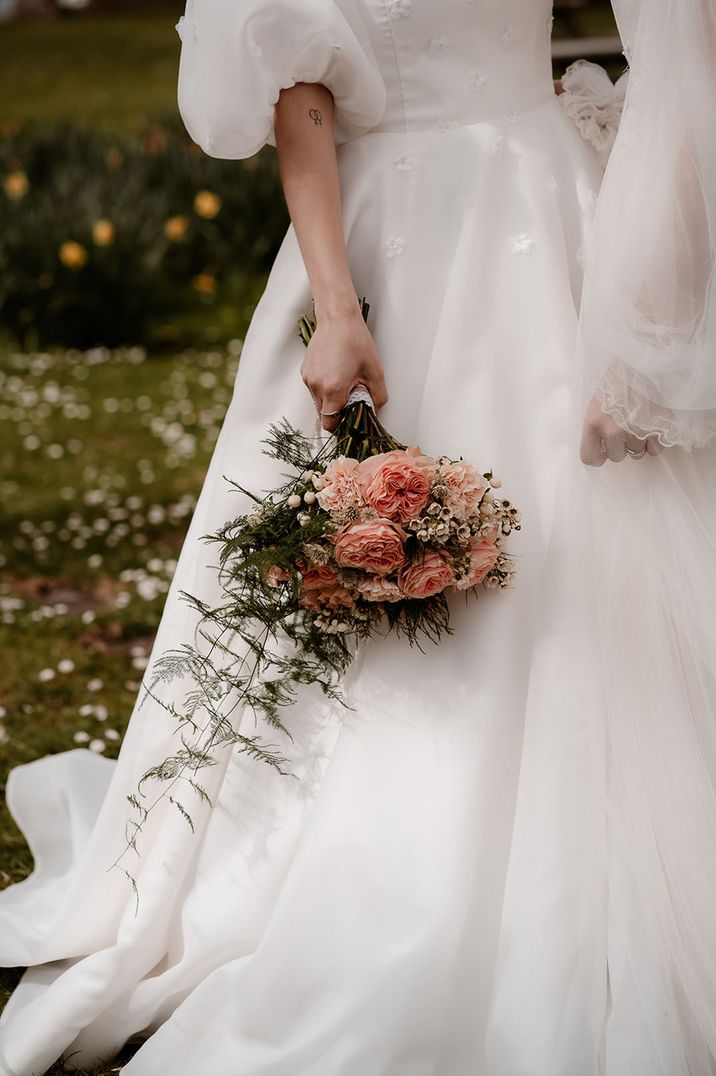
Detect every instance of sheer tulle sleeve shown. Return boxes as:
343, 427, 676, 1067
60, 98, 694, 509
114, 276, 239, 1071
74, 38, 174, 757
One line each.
174, 0, 387, 160
577, 0, 716, 450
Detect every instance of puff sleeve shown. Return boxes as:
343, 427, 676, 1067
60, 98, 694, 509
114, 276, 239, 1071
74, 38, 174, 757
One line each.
174, 0, 387, 160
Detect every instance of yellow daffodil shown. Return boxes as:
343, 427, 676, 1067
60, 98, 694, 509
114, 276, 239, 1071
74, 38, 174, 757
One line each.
105, 148, 124, 170
58, 241, 88, 269
191, 273, 216, 294
4, 171, 28, 200
92, 219, 115, 246
193, 189, 222, 219
164, 215, 189, 241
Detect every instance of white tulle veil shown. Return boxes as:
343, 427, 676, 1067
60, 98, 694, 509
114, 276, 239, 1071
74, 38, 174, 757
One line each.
582, 0, 716, 450
576, 0, 716, 1065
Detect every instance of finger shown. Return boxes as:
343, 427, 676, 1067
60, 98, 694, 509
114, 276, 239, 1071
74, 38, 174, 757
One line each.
646, 436, 663, 456
319, 386, 349, 433
301, 375, 322, 416
580, 425, 607, 467
366, 372, 389, 411
624, 434, 649, 459
604, 430, 627, 463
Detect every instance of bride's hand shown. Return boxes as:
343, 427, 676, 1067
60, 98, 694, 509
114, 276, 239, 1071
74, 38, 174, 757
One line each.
300, 308, 389, 432
580, 393, 663, 466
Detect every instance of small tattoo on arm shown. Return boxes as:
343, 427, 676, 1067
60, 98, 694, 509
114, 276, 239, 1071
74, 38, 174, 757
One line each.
309, 108, 323, 126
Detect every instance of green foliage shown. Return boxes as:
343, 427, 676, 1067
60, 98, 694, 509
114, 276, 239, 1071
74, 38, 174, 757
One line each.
0, 119, 287, 349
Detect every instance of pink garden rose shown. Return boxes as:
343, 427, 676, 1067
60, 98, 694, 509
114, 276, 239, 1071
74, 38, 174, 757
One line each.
397, 549, 455, 599
456, 537, 500, 590
332, 518, 407, 576
356, 447, 434, 523
439, 460, 488, 517
315, 456, 363, 517
354, 574, 404, 603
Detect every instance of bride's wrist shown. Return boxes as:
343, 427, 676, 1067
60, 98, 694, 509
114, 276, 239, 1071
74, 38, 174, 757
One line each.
312, 289, 361, 323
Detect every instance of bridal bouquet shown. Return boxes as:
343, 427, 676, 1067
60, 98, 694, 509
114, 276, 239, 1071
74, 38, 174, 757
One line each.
118, 301, 520, 880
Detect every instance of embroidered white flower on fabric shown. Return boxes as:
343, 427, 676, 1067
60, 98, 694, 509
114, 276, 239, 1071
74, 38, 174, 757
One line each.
559, 59, 628, 161
580, 188, 598, 212
384, 236, 405, 259
175, 14, 198, 42
394, 154, 416, 173
500, 25, 516, 48
248, 38, 264, 59
491, 133, 505, 157
330, 39, 344, 52
388, 0, 411, 18
437, 118, 457, 133
511, 234, 536, 255
547, 14, 555, 36
428, 35, 450, 57
468, 68, 489, 90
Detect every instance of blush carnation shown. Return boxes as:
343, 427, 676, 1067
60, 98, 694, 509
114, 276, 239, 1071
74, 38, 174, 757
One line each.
456, 537, 500, 590
315, 456, 364, 517
357, 448, 433, 523
397, 549, 455, 599
439, 460, 488, 517
332, 518, 407, 576
299, 564, 341, 590
354, 574, 404, 603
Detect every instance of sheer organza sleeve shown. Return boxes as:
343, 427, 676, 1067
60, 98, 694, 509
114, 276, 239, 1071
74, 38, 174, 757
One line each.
577, 0, 716, 450
175, 0, 387, 160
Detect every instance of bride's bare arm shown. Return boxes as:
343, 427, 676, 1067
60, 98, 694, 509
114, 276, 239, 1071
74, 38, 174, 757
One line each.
274, 82, 388, 432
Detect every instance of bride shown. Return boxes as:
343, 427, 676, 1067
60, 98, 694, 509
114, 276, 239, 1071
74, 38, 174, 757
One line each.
2, 1, 716, 1073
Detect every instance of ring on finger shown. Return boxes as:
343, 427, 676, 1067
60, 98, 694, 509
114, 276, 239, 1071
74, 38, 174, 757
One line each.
626, 444, 647, 459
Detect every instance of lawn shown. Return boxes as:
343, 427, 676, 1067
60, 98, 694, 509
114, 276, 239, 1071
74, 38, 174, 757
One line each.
0, 11, 268, 1069
0, 9, 184, 135
0, 337, 255, 1072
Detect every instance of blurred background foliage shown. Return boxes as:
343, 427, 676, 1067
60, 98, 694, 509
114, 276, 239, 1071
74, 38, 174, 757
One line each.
0, 2, 621, 352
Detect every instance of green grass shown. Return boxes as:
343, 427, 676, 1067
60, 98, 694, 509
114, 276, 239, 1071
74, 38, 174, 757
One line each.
0, 9, 183, 134
0, 335, 259, 1073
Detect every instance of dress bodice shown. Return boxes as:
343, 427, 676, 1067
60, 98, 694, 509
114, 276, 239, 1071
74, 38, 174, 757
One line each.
174, 0, 558, 158
349, 0, 556, 133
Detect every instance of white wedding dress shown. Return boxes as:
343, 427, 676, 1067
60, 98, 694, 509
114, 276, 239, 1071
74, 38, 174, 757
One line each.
3, 2, 716, 1074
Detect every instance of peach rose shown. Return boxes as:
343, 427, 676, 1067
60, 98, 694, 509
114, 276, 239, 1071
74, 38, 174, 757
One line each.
315, 456, 364, 517
439, 460, 488, 517
355, 574, 404, 603
332, 518, 407, 576
356, 448, 433, 523
397, 550, 455, 599
456, 538, 499, 590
